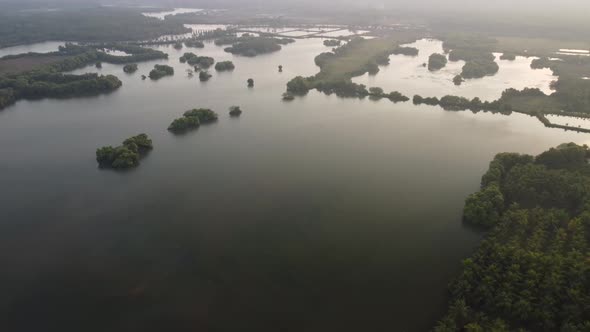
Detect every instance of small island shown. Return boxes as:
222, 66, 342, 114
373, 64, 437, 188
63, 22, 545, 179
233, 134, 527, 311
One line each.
214, 61, 235, 71
428, 53, 447, 71
168, 108, 218, 133
185, 40, 205, 48
123, 64, 138, 73
499, 52, 516, 61
149, 64, 174, 80
229, 106, 242, 117
96, 133, 153, 169
199, 71, 212, 81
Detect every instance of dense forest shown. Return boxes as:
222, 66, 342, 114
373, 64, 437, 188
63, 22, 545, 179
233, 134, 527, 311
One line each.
435, 143, 590, 331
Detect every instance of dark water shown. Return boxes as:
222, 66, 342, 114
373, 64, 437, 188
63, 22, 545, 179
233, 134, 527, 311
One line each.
0, 38, 587, 331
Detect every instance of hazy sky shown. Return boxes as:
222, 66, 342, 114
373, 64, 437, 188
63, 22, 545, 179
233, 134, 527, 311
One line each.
3, 0, 590, 14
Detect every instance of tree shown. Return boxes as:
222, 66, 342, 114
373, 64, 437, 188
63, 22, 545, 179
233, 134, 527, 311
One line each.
214, 61, 235, 71
247, 78, 254, 87
96, 134, 152, 169
199, 71, 212, 81
428, 53, 447, 71
229, 106, 242, 117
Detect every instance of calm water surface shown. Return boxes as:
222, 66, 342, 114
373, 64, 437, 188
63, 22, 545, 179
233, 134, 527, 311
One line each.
0, 38, 588, 332
354, 39, 557, 101
0, 41, 66, 58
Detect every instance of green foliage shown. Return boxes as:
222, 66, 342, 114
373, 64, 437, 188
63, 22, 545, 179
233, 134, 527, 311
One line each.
392, 46, 419, 56
183, 108, 218, 123
413, 95, 440, 106
461, 59, 500, 79
282, 92, 295, 101
180, 53, 215, 68
314, 52, 336, 67
315, 80, 369, 98
123, 64, 138, 74
535, 143, 590, 170
96, 133, 152, 169
168, 108, 217, 133
500, 53, 516, 61
214, 61, 235, 71
463, 183, 505, 227
0, 88, 16, 109
224, 37, 290, 57
437, 144, 590, 330
199, 71, 212, 82
229, 106, 242, 117
323, 39, 341, 47
453, 75, 464, 86
428, 53, 448, 71
286, 76, 312, 95
168, 116, 200, 133
148, 64, 174, 80
386, 91, 410, 102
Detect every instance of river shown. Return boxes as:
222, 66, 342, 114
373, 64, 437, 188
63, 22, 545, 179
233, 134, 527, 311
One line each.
0, 37, 587, 332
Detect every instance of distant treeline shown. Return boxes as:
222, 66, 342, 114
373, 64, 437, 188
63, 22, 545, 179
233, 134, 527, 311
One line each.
0, 8, 189, 48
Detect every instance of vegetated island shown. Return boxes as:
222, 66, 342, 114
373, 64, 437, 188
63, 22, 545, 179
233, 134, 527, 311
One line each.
323, 39, 341, 47
123, 64, 138, 73
0, 43, 169, 110
428, 53, 448, 71
149, 64, 174, 80
435, 143, 590, 331
96, 133, 153, 169
168, 108, 218, 133
220, 35, 295, 57
215, 61, 235, 71
179, 52, 215, 68
229, 105, 242, 117
0, 7, 189, 48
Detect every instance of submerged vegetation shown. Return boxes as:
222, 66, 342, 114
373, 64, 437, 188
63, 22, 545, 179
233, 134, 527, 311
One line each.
96, 133, 153, 169
436, 143, 590, 331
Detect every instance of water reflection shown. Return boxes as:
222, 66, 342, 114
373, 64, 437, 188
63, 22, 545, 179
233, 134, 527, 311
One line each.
353, 39, 557, 101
